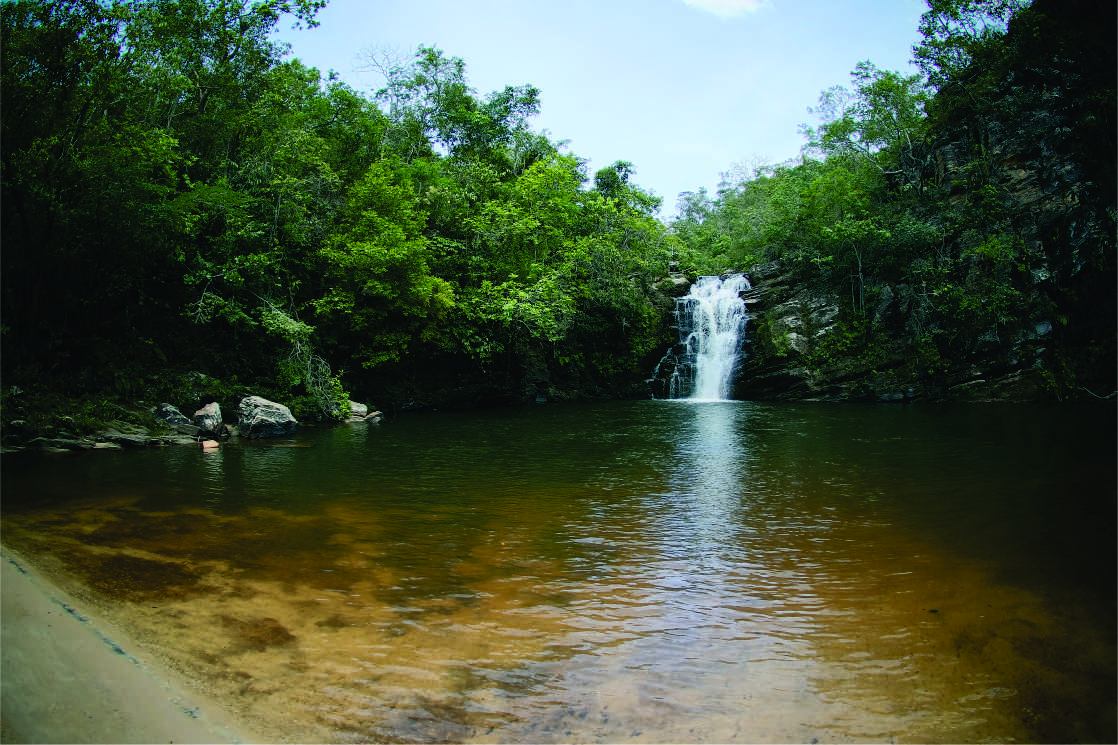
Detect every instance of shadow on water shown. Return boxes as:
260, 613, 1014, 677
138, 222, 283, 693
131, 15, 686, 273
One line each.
2, 401, 1114, 743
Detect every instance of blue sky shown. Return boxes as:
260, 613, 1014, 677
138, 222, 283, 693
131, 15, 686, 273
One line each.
276, 0, 927, 217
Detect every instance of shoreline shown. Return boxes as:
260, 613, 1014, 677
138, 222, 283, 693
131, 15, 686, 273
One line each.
0, 544, 263, 744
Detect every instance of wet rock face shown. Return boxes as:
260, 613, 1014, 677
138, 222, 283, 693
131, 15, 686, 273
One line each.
730, 260, 1055, 403
732, 263, 842, 401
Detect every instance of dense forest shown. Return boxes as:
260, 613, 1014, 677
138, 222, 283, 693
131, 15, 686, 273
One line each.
1, 0, 1114, 432
676, 0, 1116, 403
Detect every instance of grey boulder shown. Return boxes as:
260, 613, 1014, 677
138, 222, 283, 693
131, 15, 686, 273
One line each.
237, 396, 297, 439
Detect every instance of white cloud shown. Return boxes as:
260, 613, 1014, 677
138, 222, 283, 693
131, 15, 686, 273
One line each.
681, 0, 767, 18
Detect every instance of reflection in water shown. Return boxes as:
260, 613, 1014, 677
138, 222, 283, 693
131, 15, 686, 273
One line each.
1, 402, 1114, 743
670, 400, 750, 512
200, 444, 224, 504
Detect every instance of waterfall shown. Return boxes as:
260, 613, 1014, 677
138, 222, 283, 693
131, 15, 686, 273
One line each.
650, 274, 751, 401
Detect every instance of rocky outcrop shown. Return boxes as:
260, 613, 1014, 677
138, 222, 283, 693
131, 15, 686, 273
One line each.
729, 259, 1061, 402
99, 426, 152, 448
731, 262, 838, 399
2, 390, 325, 454
654, 272, 693, 299
237, 396, 297, 439
19, 419, 209, 453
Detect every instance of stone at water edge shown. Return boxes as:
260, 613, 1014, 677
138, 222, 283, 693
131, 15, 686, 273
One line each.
152, 403, 200, 436
344, 401, 384, 424
101, 432, 150, 448
152, 403, 191, 426
201, 439, 219, 450
193, 402, 223, 436
237, 396, 298, 439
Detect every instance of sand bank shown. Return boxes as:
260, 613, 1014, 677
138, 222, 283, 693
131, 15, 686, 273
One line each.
1, 546, 260, 744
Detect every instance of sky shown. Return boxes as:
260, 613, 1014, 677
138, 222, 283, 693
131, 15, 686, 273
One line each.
275, 0, 927, 218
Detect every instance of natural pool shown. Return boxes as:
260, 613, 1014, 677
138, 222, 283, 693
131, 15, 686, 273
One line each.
2, 401, 1114, 742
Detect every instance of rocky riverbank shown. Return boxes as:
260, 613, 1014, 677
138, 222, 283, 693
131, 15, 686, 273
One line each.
1, 389, 383, 455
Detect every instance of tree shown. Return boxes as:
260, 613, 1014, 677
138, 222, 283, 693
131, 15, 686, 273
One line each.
367, 45, 541, 164
913, 0, 1030, 92
124, 0, 326, 175
802, 61, 928, 188
594, 160, 634, 200
1, 0, 190, 385
466, 153, 586, 280
314, 162, 455, 370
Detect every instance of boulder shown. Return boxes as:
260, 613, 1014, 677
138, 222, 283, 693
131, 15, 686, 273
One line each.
237, 396, 297, 439
345, 401, 370, 423
153, 403, 191, 426
193, 402, 223, 436
151, 403, 200, 436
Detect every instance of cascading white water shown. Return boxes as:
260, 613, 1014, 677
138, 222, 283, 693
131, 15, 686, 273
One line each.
652, 274, 751, 401
688, 274, 751, 399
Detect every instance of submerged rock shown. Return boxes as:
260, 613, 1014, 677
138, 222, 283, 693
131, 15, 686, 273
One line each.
237, 396, 297, 439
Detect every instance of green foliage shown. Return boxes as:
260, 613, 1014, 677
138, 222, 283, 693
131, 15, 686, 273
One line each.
913, 0, 1029, 92
1, 0, 681, 407
4, 0, 1107, 411
313, 161, 455, 370
668, 0, 1117, 398
370, 45, 541, 164
802, 61, 929, 186
805, 316, 871, 365
754, 318, 793, 359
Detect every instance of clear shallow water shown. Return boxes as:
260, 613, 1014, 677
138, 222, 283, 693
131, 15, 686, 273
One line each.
2, 401, 1115, 743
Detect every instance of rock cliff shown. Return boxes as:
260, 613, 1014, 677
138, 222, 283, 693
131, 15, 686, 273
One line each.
726, 0, 1115, 403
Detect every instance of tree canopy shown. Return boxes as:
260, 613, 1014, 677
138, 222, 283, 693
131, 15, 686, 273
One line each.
2, 0, 1112, 411
1, 1, 678, 412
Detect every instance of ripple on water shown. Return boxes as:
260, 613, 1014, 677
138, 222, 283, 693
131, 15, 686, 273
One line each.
1, 401, 1114, 743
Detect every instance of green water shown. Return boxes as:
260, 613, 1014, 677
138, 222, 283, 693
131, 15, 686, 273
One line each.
2, 401, 1115, 743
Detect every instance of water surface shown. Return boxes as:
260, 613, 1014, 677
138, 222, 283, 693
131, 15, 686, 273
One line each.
3, 401, 1114, 742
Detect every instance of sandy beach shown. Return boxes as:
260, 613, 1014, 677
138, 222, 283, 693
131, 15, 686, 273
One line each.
1, 546, 261, 744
